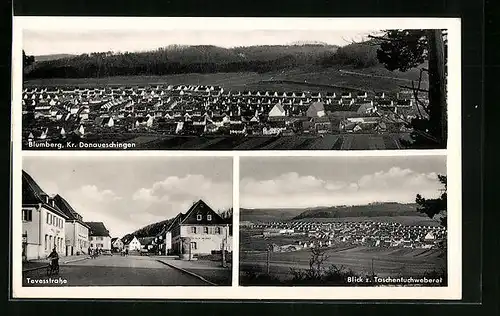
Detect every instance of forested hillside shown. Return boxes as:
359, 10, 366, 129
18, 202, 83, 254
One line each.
293, 203, 419, 220
24, 42, 384, 79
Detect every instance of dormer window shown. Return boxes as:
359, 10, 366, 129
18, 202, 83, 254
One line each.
197, 214, 202, 221
207, 215, 212, 221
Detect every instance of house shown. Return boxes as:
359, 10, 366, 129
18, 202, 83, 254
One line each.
263, 120, 286, 135
86, 222, 112, 251
22, 170, 69, 260
123, 236, 141, 251
170, 200, 232, 255
306, 102, 326, 118
111, 237, 124, 252
53, 194, 90, 256
95, 116, 114, 128
138, 237, 155, 251
230, 123, 246, 135
268, 103, 286, 117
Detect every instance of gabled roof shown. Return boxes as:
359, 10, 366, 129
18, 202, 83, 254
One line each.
22, 170, 69, 219
138, 237, 155, 245
53, 194, 90, 228
307, 101, 325, 113
86, 222, 111, 237
179, 200, 225, 225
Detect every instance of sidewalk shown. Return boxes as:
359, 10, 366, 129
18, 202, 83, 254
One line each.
22, 254, 90, 272
155, 256, 232, 286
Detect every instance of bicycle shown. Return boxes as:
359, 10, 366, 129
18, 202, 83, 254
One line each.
46, 260, 59, 277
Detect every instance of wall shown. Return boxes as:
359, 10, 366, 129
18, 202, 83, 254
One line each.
172, 225, 231, 255
90, 236, 111, 250
40, 207, 66, 258
65, 222, 75, 256
75, 222, 89, 253
22, 206, 41, 260
128, 239, 141, 251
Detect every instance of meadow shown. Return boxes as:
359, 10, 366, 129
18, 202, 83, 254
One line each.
239, 244, 446, 283
23, 64, 425, 94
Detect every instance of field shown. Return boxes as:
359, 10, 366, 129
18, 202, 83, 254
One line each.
23, 64, 424, 94
24, 134, 411, 150
239, 244, 446, 282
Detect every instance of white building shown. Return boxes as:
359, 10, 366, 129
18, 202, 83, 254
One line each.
22, 170, 69, 261
86, 222, 112, 251
124, 236, 142, 251
169, 200, 233, 255
53, 194, 90, 256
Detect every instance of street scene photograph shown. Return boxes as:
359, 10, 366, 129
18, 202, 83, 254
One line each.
239, 155, 448, 286
21, 23, 447, 150
21, 156, 233, 286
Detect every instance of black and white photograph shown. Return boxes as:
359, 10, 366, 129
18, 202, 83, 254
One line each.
12, 17, 462, 300
239, 155, 448, 286
21, 26, 447, 150
20, 156, 233, 286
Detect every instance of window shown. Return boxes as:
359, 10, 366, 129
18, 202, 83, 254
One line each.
196, 214, 202, 221
46, 213, 49, 224
207, 214, 212, 221
45, 235, 48, 250
22, 209, 32, 221
191, 227, 197, 234
190, 242, 197, 250
203, 227, 208, 234
217, 227, 222, 234
49, 236, 53, 248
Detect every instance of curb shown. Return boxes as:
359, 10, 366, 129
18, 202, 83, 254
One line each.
156, 260, 218, 286
22, 256, 90, 273
63, 256, 90, 264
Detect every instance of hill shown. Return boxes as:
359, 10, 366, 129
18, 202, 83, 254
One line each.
240, 208, 314, 223
121, 218, 174, 241
24, 44, 340, 79
293, 202, 420, 219
34, 54, 76, 62
240, 202, 423, 224
121, 208, 233, 240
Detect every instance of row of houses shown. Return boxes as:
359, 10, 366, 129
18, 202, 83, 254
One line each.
252, 220, 447, 251
22, 170, 112, 260
112, 200, 233, 256
23, 84, 420, 140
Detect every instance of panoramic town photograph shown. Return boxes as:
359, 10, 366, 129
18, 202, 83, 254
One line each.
239, 155, 448, 286
21, 28, 447, 150
21, 156, 233, 286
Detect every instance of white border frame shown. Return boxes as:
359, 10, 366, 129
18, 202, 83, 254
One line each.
11, 17, 461, 300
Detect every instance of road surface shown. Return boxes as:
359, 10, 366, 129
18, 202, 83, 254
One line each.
22, 255, 209, 286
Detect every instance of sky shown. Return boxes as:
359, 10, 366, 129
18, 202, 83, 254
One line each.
23, 29, 378, 56
240, 155, 447, 209
22, 156, 233, 238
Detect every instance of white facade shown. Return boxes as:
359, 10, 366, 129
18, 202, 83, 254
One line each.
126, 236, 141, 251
172, 225, 231, 255
89, 235, 111, 251
65, 221, 89, 256
22, 204, 67, 260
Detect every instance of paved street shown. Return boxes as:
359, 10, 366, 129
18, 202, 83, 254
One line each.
22, 255, 210, 286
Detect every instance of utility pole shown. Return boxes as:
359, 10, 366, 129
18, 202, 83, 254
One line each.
221, 225, 227, 268
371, 258, 375, 280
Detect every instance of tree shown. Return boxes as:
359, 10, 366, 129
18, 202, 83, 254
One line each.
23, 50, 35, 68
373, 29, 447, 148
415, 174, 447, 227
